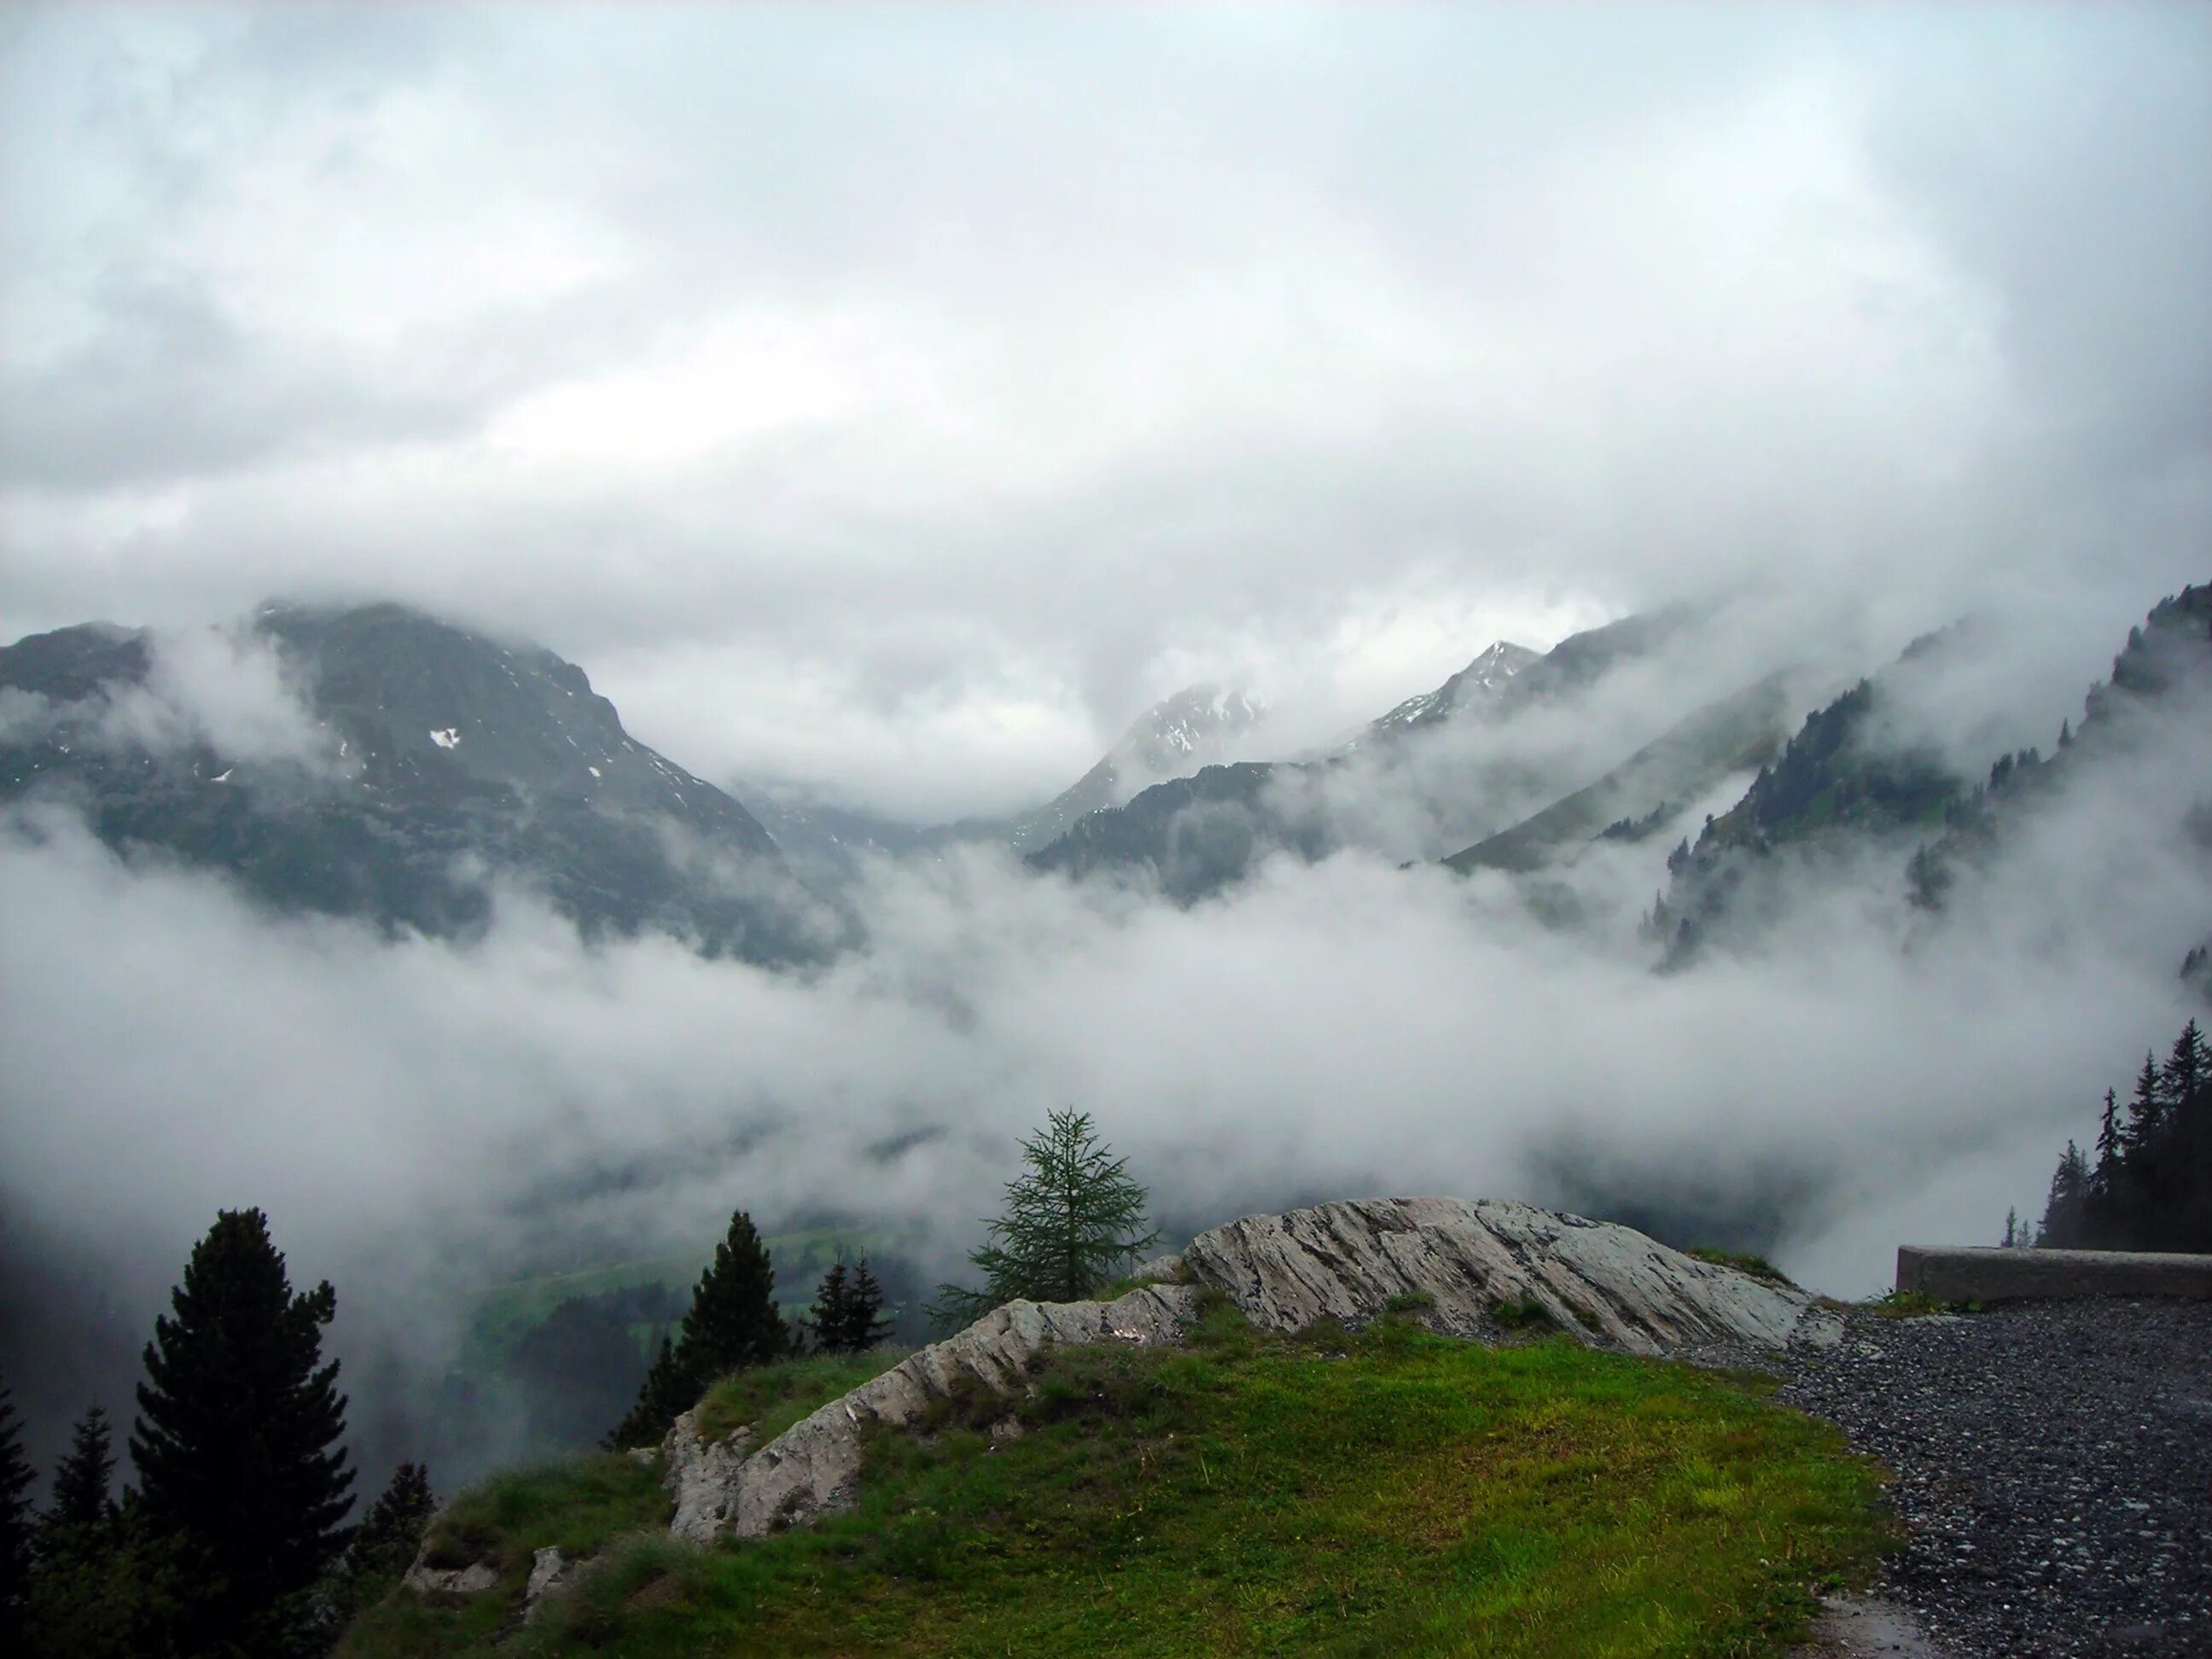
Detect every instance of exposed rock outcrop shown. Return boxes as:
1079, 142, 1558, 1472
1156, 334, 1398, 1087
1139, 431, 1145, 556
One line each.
1185, 1196, 1838, 1355
400, 1558, 498, 1597
524, 1545, 583, 1620
666, 1283, 1201, 1543
661, 1196, 1836, 1550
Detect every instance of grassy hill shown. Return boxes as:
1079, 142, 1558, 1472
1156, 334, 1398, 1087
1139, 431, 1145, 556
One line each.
344, 1300, 1886, 1658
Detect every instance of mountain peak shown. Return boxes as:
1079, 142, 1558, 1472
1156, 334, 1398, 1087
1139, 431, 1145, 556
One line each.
1364, 639, 1539, 741
1003, 683, 1268, 853
1120, 683, 1267, 767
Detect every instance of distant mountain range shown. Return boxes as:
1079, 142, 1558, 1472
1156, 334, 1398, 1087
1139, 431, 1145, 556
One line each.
0, 602, 824, 959
1027, 605, 1721, 899
9, 585, 2204, 976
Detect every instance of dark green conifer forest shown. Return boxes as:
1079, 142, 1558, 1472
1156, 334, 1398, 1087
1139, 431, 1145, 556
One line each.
2034, 1020, 2212, 1251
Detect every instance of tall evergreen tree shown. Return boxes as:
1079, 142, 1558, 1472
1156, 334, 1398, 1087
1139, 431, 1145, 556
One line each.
843, 1258, 894, 1351
0, 1374, 34, 1647
130, 1208, 355, 1650
43, 1405, 118, 1540
608, 1209, 789, 1447
2038, 1143, 2091, 1248
2035, 1022, 2212, 1253
2126, 1051, 2166, 1150
675, 1209, 788, 1379
807, 1258, 853, 1353
2164, 1018, 2208, 1106
931, 1109, 1158, 1328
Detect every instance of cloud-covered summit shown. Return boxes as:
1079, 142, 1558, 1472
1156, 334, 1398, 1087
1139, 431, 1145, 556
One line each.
3, 6, 2205, 818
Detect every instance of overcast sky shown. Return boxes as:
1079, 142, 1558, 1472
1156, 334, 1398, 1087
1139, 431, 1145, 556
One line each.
3, 3, 2208, 818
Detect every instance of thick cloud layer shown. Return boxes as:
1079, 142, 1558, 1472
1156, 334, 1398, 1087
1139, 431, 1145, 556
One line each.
3, 1, 2208, 1489
4, 608, 2207, 1477
4, 6, 2207, 817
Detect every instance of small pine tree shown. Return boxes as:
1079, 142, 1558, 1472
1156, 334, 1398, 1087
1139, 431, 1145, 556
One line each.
605, 1334, 695, 1451
843, 1259, 894, 1351
0, 1374, 34, 1646
930, 1109, 1159, 1329
333, 1462, 434, 1619
807, 1259, 853, 1353
43, 1405, 118, 1540
131, 1208, 355, 1648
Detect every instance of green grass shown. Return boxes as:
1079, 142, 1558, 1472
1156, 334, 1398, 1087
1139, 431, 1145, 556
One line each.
341, 1452, 671, 1655
344, 1306, 1889, 1659
692, 1348, 912, 1446
1686, 1248, 1797, 1288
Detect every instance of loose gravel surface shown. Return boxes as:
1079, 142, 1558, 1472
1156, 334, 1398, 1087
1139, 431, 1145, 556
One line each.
1776, 1299, 2212, 1659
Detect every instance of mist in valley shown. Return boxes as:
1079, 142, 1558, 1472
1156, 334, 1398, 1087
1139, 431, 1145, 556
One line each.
3, 3, 2209, 1493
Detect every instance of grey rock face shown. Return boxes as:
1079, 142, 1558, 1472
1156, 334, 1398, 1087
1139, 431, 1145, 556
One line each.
1183, 1196, 1837, 1356
524, 1545, 583, 1620
657, 1196, 1833, 1551
400, 1559, 498, 1596
665, 1284, 1201, 1544
661, 1412, 757, 1545
1130, 1251, 1188, 1284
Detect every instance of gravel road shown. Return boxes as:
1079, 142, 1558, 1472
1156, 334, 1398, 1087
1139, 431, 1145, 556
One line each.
1776, 1299, 2211, 1659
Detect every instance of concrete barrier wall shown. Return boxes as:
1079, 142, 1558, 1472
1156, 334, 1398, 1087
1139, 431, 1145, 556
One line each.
1896, 1244, 2212, 1304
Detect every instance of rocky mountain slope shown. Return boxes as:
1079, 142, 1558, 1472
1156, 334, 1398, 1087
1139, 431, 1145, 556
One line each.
1004, 684, 1267, 853
0, 602, 824, 959
1653, 585, 2212, 966
1444, 671, 1795, 875
1351, 639, 1539, 745
1027, 610, 1694, 899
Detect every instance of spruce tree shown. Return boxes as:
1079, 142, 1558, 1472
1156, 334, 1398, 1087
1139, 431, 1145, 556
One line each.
677, 1210, 788, 1379
2037, 1143, 2090, 1248
931, 1109, 1158, 1328
0, 1374, 34, 1647
844, 1258, 894, 1351
608, 1211, 787, 1447
808, 1259, 853, 1353
2164, 1019, 2208, 1108
605, 1335, 694, 1451
44, 1405, 118, 1540
130, 1208, 355, 1648
333, 1462, 434, 1619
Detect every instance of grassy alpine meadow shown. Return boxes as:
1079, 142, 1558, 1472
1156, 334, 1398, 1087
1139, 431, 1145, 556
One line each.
341, 1302, 1889, 1659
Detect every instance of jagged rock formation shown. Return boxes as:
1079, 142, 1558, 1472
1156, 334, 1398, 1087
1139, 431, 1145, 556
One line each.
660, 1197, 1837, 1548
1181, 1196, 1838, 1355
1025, 608, 1698, 899
665, 1284, 1200, 1543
